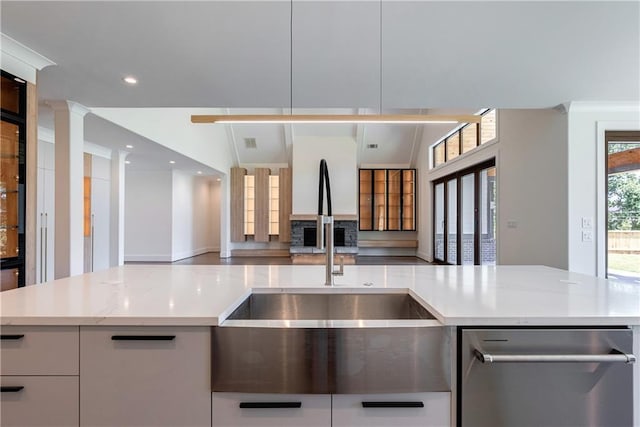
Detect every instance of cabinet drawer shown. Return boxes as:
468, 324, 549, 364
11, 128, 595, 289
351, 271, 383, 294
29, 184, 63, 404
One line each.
0, 326, 79, 375
213, 393, 331, 427
332, 392, 450, 427
80, 326, 211, 427
0, 376, 79, 427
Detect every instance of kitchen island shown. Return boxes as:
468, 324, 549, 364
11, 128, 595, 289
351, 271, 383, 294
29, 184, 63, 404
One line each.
1, 264, 639, 426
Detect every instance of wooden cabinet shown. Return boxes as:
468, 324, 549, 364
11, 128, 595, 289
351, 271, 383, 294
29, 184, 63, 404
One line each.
1, 72, 26, 288
231, 167, 291, 242
278, 168, 292, 242
212, 393, 331, 427
359, 169, 416, 231
0, 326, 80, 427
332, 393, 450, 427
80, 326, 211, 427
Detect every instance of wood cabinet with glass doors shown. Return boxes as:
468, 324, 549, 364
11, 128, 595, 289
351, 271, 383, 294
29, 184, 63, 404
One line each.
1, 71, 26, 290
359, 169, 416, 231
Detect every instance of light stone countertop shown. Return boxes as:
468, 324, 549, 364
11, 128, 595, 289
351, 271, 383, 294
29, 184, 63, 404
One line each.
1, 265, 639, 326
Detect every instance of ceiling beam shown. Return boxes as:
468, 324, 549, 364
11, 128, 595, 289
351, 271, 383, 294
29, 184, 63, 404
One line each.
608, 147, 640, 174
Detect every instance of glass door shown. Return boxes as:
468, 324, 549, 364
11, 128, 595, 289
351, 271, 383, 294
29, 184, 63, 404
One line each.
606, 132, 640, 283
446, 179, 457, 264
434, 182, 445, 262
433, 159, 496, 265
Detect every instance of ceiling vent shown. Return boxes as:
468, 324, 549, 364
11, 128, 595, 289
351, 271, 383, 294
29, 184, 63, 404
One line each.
366, 143, 378, 149
244, 138, 257, 149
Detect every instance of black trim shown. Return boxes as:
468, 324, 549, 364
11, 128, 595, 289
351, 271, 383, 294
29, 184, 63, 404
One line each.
1, 386, 24, 393
111, 335, 176, 341
362, 401, 424, 408
239, 402, 302, 409
0, 334, 24, 340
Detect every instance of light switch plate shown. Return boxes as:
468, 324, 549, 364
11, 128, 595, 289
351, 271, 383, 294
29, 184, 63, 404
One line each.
582, 230, 593, 242
581, 217, 593, 229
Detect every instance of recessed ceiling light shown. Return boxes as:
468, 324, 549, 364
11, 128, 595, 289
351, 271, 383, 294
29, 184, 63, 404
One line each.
197, 171, 202, 174
125, 144, 133, 149
123, 76, 138, 85
169, 160, 176, 164
216, 178, 221, 182
125, 160, 131, 164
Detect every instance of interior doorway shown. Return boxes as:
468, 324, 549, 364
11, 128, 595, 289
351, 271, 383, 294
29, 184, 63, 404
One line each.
606, 131, 640, 284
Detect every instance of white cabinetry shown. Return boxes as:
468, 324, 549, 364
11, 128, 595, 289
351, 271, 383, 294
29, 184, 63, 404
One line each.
212, 393, 450, 427
0, 326, 79, 427
80, 326, 211, 427
36, 140, 54, 283
212, 393, 331, 427
332, 393, 450, 427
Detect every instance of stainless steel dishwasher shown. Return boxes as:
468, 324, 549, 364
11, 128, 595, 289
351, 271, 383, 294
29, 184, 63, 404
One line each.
459, 327, 636, 427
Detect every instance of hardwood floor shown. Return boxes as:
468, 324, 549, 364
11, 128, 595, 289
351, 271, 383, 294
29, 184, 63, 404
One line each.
126, 252, 431, 266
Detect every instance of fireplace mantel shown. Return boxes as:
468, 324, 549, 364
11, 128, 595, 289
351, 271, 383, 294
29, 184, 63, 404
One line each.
289, 214, 357, 221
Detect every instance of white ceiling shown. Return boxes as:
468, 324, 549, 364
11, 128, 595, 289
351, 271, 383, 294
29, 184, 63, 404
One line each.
2, 1, 639, 168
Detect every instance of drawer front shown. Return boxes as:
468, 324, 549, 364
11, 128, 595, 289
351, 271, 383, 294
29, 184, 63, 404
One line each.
0, 326, 79, 375
80, 326, 211, 427
213, 393, 331, 427
332, 392, 451, 427
0, 376, 79, 427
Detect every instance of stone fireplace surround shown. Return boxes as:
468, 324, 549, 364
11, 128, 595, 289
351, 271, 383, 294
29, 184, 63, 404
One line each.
289, 215, 358, 255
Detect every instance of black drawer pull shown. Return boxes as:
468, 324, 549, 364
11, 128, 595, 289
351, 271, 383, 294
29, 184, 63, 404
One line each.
362, 401, 424, 408
239, 402, 302, 409
1, 386, 24, 393
111, 335, 176, 341
1, 334, 25, 340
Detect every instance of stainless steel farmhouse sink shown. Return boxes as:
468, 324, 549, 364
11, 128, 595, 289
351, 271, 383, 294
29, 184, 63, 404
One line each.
212, 290, 451, 394
226, 292, 436, 321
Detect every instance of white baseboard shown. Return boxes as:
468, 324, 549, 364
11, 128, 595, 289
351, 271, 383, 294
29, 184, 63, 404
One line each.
124, 254, 173, 262
416, 250, 432, 263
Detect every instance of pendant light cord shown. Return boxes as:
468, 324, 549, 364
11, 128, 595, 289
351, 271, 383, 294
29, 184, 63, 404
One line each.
379, 0, 383, 115
290, 0, 293, 115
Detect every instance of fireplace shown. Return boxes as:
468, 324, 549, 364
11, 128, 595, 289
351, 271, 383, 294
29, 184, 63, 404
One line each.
303, 227, 345, 247
289, 216, 358, 256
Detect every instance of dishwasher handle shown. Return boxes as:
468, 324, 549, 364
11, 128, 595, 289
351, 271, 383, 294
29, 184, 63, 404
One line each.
474, 349, 636, 364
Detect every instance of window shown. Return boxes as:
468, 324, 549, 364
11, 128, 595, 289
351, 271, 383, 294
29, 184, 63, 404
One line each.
269, 175, 279, 235
434, 142, 445, 167
244, 175, 255, 235
461, 123, 478, 153
431, 109, 497, 168
446, 133, 460, 161
433, 159, 496, 265
480, 109, 497, 144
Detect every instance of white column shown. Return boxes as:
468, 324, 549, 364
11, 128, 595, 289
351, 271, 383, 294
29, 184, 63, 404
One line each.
49, 100, 89, 279
109, 150, 128, 267
219, 175, 231, 258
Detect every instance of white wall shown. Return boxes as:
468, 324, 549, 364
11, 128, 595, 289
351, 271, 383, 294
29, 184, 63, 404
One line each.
171, 171, 194, 261
292, 136, 357, 215
419, 109, 569, 269
209, 179, 221, 252
498, 109, 568, 268
567, 102, 640, 276
90, 108, 233, 174
124, 171, 173, 261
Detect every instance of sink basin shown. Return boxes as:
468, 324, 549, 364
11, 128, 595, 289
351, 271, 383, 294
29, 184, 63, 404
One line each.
212, 290, 450, 395
226, 292, 435, 321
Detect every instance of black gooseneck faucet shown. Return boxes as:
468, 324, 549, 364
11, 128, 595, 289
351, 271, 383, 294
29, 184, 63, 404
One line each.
316, 159, 343, 286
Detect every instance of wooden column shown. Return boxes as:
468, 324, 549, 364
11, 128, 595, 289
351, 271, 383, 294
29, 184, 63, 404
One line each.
230, 167, 247, 242
254, 168, 270, 242
278, 167, 292, 242
25, 82, 37, 285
